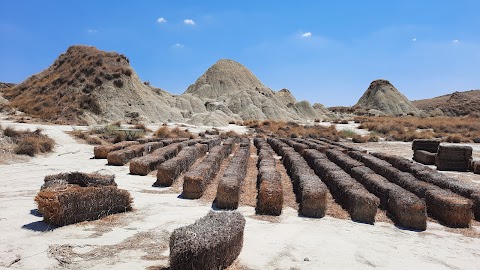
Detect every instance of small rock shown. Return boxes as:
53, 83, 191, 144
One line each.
304, 257, 310, 262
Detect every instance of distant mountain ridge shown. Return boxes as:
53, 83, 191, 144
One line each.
412, 90, 480, 116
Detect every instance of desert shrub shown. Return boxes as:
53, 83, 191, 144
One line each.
220, 130, 241, 139
113, 79, 124, 88
352, 135, 367, 143
86, 136, 102, 145
155, 126, 195, 139
446, 134, 465, 143
123, 68, 133, 76
113, 132, 125, 143
2, 126, 55, 157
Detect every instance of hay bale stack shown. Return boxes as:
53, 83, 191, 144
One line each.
182, 144, 233, 199
224, 137, 240, 147
201, 138, 221, 150
215, 147, 250, 209
42, 172, 116, 190
256, 169, 283, 216
154, 146, 207, 187
94, 141, 139, 159
239, 138, 250, 148
425, 189, 473, 227
129, 143, 183, 175
35, 186, 132, 226
436, 145, 473, 171
413, 150, 436, 165
326, 149, 364, 173
414, 170, 478, 198
107, 142, 164, 166
169, 211, 245, 270
412, 139, 441, 153
474, 161, 480, 174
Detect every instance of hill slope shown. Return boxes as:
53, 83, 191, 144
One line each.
412, 90, 480, 116
355, 79, 421, 116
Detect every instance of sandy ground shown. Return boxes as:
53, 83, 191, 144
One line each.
1, 119, 480, 269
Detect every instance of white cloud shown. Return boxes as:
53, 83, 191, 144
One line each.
452, 39, 459, 43
87, 29, 98, 34
157, 17, 167, 23
184, 19, 195, 25
412, 38, 417, 42
301, 32, 312, 38
173, 43, 184, 48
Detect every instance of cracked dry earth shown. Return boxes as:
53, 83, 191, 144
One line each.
1, 118, 480, 269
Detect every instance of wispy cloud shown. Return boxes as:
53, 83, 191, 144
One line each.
157, 17, 167, 23
412, 38, 417, 42
301, 32, 312, 38
173, 43, 185, 48
184, 19, 195, 25
452, 39, 459, 43
87, 29, 98, 34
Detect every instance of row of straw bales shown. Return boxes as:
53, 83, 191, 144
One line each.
182, 144, 233, 199
351, 151, 473, 227
129, 143, 184, 175
372, 152, 480, 221
322, 150, 427, 230
42, 171, 116, 190
107, 142, 164, 166
215, 144, 250, 209
155, 144, 208, 187
300, 146, 379, 224
254, 138, 283, 215
268, 138, 328, 218
94, 141, 139, 159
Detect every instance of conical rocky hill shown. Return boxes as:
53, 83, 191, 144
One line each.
2, 45, 193, 124
184, 59, 326, 122
355, 79, 421, 116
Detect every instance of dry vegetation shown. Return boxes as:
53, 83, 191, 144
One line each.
242, 120, 343, 140
155, 126, 196, 139
355, 116, 480, 142
0, 125, 54, 157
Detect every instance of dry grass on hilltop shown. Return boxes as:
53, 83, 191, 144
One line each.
355, 116, 480, 142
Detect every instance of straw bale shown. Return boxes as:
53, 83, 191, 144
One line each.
169, 211, 245, 270
474, 161, 480, 174
154, 146, 203, 186
412, 139, 441, 153
312, 158, 342, 179
302, 149, 327, 167
94, 141, 139, 159
414, 170, 478, 198
182, 145, 232, 199
201, 138, 222, 150
216, 148, 250, 209
413, 150, 436, 165
347, 150, 369, 162
136, 137, 163, 144
298, 174, 328, 218
107, 142, 163, 166
425, 189, 473, 227
256, 174, 283, 216
390, 171, 440, 198
43, 172, 116, 188
129, 143, 183, 175
239, 138, 250, 148
35, 186, 132, 226
326, 149, 363, 173
346, 188, 380, 224
40, 179, 71, 190
361, 155, 395, 176
436, 145, 473, 161
387, 186, 427, 230
355, 171, 395, 207
436, 160, 470, 172
471, 192, 480, 220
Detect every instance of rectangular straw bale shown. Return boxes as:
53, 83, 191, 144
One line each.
169, 211, 245, 270
425, 189, 473, 227
356, 172, 396, 207
107, 142, 163, 166
154, 146, 202, 186
94, 141, 139, 159
347, 150, 369, 162
43, 172, 116, 189
346, 188, 380, 224
201, 138, 221, 150
182, 145, 230, 199
298, 174, 328, 218
471, 192, 480, 220
436, 145, 473, 161
216, 148, 250, 209
239, 138, 250, 148
361, 155, 395, 176
302, 149, 327, 167
370, 152, 396, 163
256, 173, 283, 216
414, 170, 479, 198
390, 171, 440, 198
474, 161, 480, 174
436, 160, 470, 172
413, 150, 436, 165
136, 137, 163, 144
387, 186, 427, 230
412, 139, 441, 153
326, 149, 364, 173
129, 143, 183, 175
35, 186, 132, 226
312, 158, 342, 179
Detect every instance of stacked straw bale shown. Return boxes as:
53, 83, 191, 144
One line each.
474, 161, 480, 174
42, 172, 116, 190
326, 149, 364, 174
200, 138, 221, 150
268, 138, 328, 218
215, 146, 250, 209
436, 145, 473, 171
412, 139, 441, 153
255, 138, 283, 215
107, 142, 164, 166
425, 189, 473, 227
169, 211, 245, 270
94, 141, 139, 159
129, 143, 184, 176
413, 150, 436, 165
35, 186, 132, 226
182, 144, 233, 199
136, 137, 164, 144
155, 144, 207, 187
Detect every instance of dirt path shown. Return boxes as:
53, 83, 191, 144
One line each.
239, 142, 258, 207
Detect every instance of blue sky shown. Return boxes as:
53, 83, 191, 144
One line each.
1, 1, 479, 106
